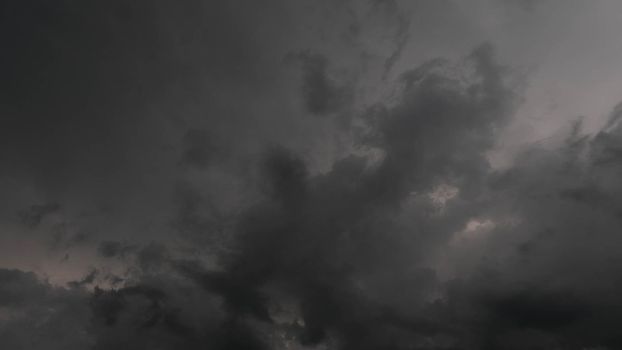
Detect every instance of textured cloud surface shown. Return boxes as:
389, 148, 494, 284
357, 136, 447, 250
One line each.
3, 1, 622, 349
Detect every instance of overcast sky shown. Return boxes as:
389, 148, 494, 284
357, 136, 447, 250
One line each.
3, 1, 622, 349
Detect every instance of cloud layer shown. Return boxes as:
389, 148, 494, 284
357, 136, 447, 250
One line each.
3, 1, 622, 349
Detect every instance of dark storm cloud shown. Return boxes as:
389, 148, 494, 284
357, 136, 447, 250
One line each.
2, 37, 520, 348
4, 1, 622, 350
0, 0, 302, 245
431, 113, 622, 349
0, 269, 49, 306
2, 0, 391, 261
150, 46, 622, 348
0, 269, 91, 350
168, 44, 519, 349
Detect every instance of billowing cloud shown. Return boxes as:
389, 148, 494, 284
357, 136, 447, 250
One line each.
3, 1, 622, 350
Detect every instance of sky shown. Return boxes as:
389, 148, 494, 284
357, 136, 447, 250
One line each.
3, 0, 622, 349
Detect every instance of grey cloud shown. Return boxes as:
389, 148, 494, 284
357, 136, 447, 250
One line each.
290, 52, 354, 116
4, 1, 622, 350
98, 241, 136, 259
0, 269, 91, 350
0, 269, 49, 307
166, 45, 518, 349
17, 203, 60, 228
67, 268, 99, 288
180, 129, 224, 169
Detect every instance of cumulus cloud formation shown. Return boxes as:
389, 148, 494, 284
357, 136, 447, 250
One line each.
3, 1, 622, 349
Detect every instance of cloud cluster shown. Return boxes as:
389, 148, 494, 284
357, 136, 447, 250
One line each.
4, 1, 622, 350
